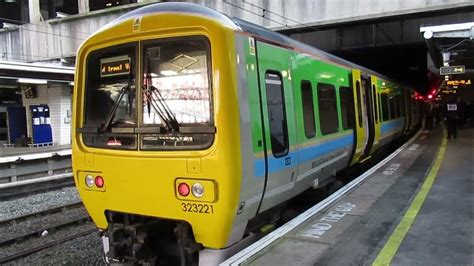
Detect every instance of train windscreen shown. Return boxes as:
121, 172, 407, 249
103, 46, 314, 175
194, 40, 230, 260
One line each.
81, 38, 214, 150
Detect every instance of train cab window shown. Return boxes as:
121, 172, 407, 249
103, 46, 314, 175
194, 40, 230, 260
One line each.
140, 38, 215, 150
389, 95, 397, 119
265, 72, 288, 157
396, 95, 405, 117
317, 83, 339, 135
356, 81, 363, 127
339, 86, 354, 130
381, 93, 390, 121
301, 80, 316, 138
82, 43, 138, 149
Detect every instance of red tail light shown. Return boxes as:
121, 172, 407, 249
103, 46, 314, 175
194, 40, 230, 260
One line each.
95, 176, 104, 188
178, 183, 190, 196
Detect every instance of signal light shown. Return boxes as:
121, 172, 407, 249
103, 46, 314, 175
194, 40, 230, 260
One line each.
191, 183, 204, 198
95, 176, 105, 188
85, 175, 94, 188
428, 94, 433, 99
178, 183, 190, 196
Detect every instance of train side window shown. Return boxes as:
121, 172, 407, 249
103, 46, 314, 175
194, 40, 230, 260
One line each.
373, 85, 379, 123
339, 86, 354, 130
356, 81, 363, 126
301, 80, 316, 138
397, 94, 405, 117
389, 95, 397, 119
317, 83, 339, 135
381, 93, 390, 121
379, 94, 383, 122
265, 71, 289, 157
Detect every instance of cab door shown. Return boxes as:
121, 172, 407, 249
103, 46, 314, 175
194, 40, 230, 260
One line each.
360, 75, 377, 158
371, 76, 382, 152
350, 69, 366, 164
254, 41, 298, 213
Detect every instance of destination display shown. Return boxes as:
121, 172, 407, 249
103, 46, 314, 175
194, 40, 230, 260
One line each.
440, 65, 465, 75
101, 56, 131, 77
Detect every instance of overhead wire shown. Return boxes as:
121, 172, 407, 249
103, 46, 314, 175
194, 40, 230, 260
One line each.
241, 0, 321, 32
222, 0, 293, 29
441, 38, 471, 52
1, 25, 86, 41
1, 51, 53, 60
0, 17, 93, 36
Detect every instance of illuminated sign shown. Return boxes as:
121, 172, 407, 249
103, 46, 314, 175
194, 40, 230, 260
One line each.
440, 65, 465, 75
446, 79, 471, 86
101, 56, 131, 77
441, 87, 457, 94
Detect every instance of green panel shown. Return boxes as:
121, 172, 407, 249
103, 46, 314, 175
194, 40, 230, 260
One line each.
255, 41, 296, 152
242, 37, 264, 154
291, 53, 351, 145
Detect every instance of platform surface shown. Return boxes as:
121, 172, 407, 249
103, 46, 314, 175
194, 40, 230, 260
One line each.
0, 144, 71, 163
242, 125, 473, 265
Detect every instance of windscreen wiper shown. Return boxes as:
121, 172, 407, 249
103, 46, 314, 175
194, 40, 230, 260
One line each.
99, 84, 129, 133
143, 54, 180, 133
143, 74, 180, 132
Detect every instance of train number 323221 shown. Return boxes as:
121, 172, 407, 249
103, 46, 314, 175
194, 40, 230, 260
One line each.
181, 203, 214, 214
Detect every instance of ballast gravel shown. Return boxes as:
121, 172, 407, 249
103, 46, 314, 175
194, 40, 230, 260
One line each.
4, 227, 103, 265
0, 186, 81, 221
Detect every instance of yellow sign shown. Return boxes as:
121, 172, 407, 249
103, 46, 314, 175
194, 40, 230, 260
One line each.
100, 57, 131, 77
447, 79, 471, 86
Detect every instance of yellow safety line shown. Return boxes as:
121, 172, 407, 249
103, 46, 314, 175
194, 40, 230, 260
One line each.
372, 134, 448, 266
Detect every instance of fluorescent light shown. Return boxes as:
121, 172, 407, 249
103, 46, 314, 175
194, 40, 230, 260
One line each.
17, 78, 48, 84
56, 12, 70, 18
160, 70, 178, 76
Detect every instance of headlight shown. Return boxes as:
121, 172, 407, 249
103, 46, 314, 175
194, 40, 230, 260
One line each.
191, 183, 204, 198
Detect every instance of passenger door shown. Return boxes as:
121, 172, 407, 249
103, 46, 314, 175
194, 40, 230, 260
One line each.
350, 70, 366, 164
254, 41, 298, 213
361, 75, 376, 158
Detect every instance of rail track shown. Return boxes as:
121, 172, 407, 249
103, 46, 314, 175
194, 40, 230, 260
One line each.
0, 201, 97, 264
0, 173, 74, 200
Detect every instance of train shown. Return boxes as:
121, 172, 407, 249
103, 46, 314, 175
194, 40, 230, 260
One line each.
72, 2, 421, 265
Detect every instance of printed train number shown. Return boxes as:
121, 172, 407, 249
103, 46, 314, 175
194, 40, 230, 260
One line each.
181, 203, 214, 214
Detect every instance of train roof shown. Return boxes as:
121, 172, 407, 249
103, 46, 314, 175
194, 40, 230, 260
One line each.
112, 2, 406, 88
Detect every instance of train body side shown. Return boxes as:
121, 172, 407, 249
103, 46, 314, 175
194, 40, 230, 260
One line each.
72, 3, 421, 261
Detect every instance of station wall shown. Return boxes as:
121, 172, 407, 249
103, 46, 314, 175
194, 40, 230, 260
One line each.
21, 85, 71, 145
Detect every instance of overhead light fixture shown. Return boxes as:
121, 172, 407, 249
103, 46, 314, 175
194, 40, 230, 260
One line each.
17, 78, 48, 84
56, 12, 70, 18
160, 70, 178, 76
2, 22, 18, 29
0, 85, 18, 89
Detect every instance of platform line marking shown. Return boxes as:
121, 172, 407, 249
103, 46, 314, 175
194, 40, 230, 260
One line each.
372, 135, 447, 266
220, 130, 422, 266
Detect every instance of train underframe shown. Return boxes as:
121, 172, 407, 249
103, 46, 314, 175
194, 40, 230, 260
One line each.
102, 211, 201, 266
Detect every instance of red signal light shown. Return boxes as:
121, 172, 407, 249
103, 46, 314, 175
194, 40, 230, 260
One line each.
95, 176, 104, 188
178, 183, 190, 196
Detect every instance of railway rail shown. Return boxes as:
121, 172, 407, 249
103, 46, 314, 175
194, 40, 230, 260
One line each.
0, 173, 74, 200
0, 201, 96, 264
0, 227, 96, 264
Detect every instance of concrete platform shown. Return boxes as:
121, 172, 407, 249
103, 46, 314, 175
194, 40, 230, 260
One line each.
226, 125, 473, 265
0, 145, 71, 163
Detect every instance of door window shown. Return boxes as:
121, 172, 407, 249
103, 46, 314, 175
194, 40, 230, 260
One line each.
265, 72, 288, 157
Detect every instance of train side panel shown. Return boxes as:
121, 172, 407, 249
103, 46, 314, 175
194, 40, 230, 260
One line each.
291, 53, 354, 195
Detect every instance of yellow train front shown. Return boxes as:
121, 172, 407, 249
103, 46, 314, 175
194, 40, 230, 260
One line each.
73, 3, 245, 265
73, 2, 421, 265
